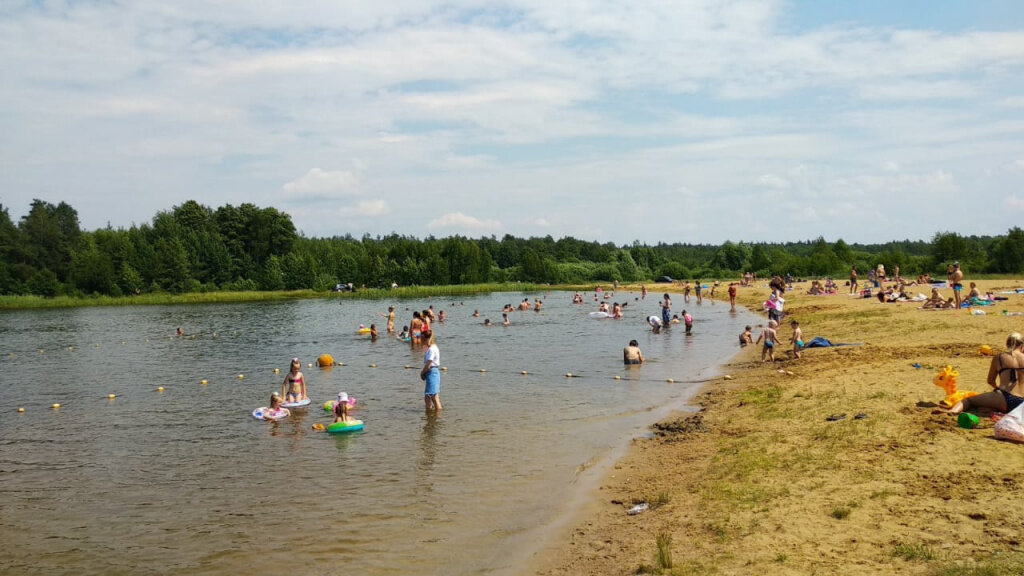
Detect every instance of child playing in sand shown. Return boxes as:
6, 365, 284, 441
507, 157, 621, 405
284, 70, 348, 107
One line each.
790, 320, 803, 359
756, 321, 780, 362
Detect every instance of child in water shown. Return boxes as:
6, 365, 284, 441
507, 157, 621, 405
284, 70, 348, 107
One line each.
683, 310, 693, 334
281, 358, 307, 403
265, 392, 290, 420
370, 324, 378, 341
739, 326, 753, 346
333, 392, 354, 423
398, 325, 410, 339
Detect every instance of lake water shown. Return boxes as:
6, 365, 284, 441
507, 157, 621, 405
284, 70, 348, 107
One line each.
0, 290, 757, 575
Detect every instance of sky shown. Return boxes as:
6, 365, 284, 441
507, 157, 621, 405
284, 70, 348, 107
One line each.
2, 0, 1024, 246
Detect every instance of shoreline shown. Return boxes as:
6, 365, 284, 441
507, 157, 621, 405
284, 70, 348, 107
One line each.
516, 294, 758, 575
529, 280, 1024, 575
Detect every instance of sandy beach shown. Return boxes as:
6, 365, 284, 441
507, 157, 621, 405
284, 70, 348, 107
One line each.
530, 279, 1024, 575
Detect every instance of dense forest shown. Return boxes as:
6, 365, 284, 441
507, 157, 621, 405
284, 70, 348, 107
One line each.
2, 199, 1023, 297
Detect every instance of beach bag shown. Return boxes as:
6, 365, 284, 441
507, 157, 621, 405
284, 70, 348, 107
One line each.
993, 401, 1024, 443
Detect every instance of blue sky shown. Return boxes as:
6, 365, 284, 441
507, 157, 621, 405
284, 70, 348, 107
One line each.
2, 0, 1023, 245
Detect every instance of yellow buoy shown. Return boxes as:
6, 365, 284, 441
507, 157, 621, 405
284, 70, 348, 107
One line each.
201, 379, 208, 385
566, 373, 573, 378
521, 370, 528, 375
337, 362, 345, 366
405, 365, 412, 369
52, 403, 61, 409
17, 407, 25, 412
317, 354, 334, 367
614, 376, 621, 380
307, 363, 313, 368
667, 378, 675, 383
273, 368, 280, 374
237, 374, 244, 379
370, 364, 377, 368
67, 346, 74, 351
441, 367, 448, 371
157, 387, 164, 392
479, 369, 487, 373
107, 394, 116, 399
724, 375, 734, 380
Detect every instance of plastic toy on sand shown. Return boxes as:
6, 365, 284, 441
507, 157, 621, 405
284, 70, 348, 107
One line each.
933, 365, 977, 408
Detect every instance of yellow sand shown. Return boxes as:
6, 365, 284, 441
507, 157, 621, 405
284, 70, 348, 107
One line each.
530, 279, 1024, 575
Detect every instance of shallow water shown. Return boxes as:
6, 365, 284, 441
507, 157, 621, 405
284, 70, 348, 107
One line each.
0, 291, 757, 575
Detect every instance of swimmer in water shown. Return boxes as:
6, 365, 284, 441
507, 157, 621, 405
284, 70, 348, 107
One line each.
333, 392, 354, 423
281, 358, 307, 403
623, 339, 644, 365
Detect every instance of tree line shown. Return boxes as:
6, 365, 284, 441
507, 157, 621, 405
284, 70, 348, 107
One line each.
2, 198, 1023, 297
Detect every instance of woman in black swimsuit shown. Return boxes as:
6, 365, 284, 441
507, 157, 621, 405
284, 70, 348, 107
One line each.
951, 332, 1024, 414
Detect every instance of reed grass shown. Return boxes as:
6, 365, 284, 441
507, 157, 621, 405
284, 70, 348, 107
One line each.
655, 532, 673, 570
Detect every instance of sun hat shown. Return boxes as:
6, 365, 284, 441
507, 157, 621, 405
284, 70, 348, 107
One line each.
338, 392, 349, 403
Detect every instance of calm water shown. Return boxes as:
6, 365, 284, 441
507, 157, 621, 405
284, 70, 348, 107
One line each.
0, 290, 756, 575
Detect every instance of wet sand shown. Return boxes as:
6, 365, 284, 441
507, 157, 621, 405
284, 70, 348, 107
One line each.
530, 279, 1024, 575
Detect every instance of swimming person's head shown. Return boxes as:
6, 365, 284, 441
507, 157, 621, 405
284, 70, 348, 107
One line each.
271, 392, 282, 407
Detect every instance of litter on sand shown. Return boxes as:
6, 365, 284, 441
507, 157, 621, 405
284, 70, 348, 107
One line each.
627, 503, 649, 515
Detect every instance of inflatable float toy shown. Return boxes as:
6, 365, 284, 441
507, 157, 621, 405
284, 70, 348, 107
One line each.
322, 397, 357, 411
933, 365, 977, 408
326, 419, 364, 434
252, 407, 290, 421
282, 398, 312, 409
356, 325, 371, 334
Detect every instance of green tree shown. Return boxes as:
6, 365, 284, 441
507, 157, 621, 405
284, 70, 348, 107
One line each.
989, 227, 1024, 273
19, 199, 81, 283
930, 231, 968, 271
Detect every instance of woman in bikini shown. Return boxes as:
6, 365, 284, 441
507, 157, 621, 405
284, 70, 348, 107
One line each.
951, 332, 1024, 415
281, 358, 307, 403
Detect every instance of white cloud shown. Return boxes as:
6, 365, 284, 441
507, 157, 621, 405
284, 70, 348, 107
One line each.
342, 200, 389, 217
534, 218, 551, 227
282, 168, 359, 199
427, 212, 502, 233
1005, 196, 1024, 210
758, 173, 790, 189
883, 161, 901, 172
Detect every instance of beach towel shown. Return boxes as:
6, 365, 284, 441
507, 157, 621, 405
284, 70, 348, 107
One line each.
994, 401, 1024, 443
805, 337, 863, 348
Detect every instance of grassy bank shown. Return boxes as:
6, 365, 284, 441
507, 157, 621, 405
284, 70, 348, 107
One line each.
0, 282, 562, 310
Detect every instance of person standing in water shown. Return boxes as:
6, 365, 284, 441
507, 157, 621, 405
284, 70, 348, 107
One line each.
420, 331, 442, 411
281, 358, 307, 403
661, 293, 672, 327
